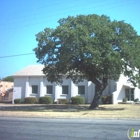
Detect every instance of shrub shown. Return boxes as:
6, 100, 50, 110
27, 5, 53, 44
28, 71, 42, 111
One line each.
25, 97, 38, 104
71, 96, 85, 104
123, 97, 128, 102
134, 98, 139, 102
102, 95, 112, 104
102, 96, 108, 104
57, 98, 69, 104
14, 99, 22, 104
39, 96, 53, 104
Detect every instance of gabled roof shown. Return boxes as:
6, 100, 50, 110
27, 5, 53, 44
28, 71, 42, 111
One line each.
13, 65, 45, 77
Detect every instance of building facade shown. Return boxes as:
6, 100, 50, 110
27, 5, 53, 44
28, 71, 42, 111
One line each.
12, 65, 140, 104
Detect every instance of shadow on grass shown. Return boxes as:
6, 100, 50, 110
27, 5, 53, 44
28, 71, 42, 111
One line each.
94, 107, 125, 111
0, 104, 125, 112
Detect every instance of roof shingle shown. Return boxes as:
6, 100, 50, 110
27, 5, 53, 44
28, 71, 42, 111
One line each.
13, 65, 45, 76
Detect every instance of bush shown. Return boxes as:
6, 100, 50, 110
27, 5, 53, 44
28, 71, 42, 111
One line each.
25, 97, 38, 104
134, 98, 139, 102
71, 96, 85, 104
102, 96, 108, 104
14, 99, 22, 104
39, 96, 53, 104
57, 98, 69, 104
102, 95, 112, 104
123, 97, 128, 102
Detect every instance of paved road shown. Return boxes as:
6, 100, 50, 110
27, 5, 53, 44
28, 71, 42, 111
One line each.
0, 117, 139, 140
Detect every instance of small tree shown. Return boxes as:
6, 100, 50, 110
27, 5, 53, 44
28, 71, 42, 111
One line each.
34, 14, 140, 109
3, 76, 14, 82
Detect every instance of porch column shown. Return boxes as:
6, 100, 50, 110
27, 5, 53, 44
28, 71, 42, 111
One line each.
70, 80, 76, 98
87, 81, 92, 103
25, 77, 29, 97
39, 77, 44, 97
54, 84, 60, 102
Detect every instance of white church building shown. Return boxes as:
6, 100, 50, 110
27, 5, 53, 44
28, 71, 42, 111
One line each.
12, 65, 140, 104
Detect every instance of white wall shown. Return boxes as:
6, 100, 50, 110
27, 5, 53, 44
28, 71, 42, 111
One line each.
14, 77, 26, 101
134, 87, 140, 100
13, 76, 94, 103
112, 74, 130, 104
13, 74, 140, 104
112, 74, 140, 104
12, 87, 22, 103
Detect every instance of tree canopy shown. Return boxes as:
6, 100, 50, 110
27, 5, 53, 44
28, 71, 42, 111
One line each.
34, 14, 140, 109
2, 76, 14, 82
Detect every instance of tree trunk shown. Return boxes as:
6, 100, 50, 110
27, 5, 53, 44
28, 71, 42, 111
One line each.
89, 77, 108, 110
89, 89, 103, 109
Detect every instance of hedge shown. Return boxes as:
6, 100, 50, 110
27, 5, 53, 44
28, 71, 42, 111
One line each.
57, 98, 69, 104
39, 96, 53, 104
25, 97, 38, 104
14, 99, 22, 104
71, 96, 85, 104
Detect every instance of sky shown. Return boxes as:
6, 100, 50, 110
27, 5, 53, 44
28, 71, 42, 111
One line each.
0, 0, 140, 78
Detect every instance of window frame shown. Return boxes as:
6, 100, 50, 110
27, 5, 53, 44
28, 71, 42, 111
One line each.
32, 85, 38, 94
125, 88, 134, 101
78, 85, 85, 95
62, 85, 69, 94
46, 85, 53, 94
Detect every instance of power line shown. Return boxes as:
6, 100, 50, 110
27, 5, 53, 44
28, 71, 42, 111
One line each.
0, 0, 134, 26
0, 0, 77, 17
0, 1, 135, 31
0, 53, 34, 59
0, 0, 111, 21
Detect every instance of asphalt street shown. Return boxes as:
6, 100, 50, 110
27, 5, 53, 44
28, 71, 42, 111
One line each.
0, 117, 139, 140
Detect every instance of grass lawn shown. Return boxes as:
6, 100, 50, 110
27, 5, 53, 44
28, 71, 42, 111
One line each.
0, 104, 139, 119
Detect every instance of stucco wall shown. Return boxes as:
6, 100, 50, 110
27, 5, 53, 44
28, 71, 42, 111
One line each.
112, 74, 140, 104
13, 76, 96, 103
13, 74, 140, 104
14, 77, 26, 101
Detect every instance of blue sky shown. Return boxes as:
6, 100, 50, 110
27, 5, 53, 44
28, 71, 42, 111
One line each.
0, 0, 140, 78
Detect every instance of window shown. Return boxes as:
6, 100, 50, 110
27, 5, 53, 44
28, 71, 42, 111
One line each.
130, 88, 134, 101
62, 86, 69, 94
78, 86, 85, 94
125, 88, 134, 101
46, 86, 53, 94
32, 85, 38, 94
125, 89, 129, 100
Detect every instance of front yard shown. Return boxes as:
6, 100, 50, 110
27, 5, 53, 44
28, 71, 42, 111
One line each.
0, 104, 139, 119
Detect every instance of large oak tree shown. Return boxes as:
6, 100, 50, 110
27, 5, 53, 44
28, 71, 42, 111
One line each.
34, 14, 140, 109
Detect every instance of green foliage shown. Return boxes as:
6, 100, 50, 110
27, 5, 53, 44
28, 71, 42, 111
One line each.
134, 98, 139, 102
71, 96, 85, 104
14, 99, 22, 104
3, 76, 14, 82
123, 97, 128, 103
25, 97, 38, 104
39, 96, 53, 104
102, 95, 112, 104
34, 14, 140, 85
57, 98, 69, 104
34, 14, 140, 109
